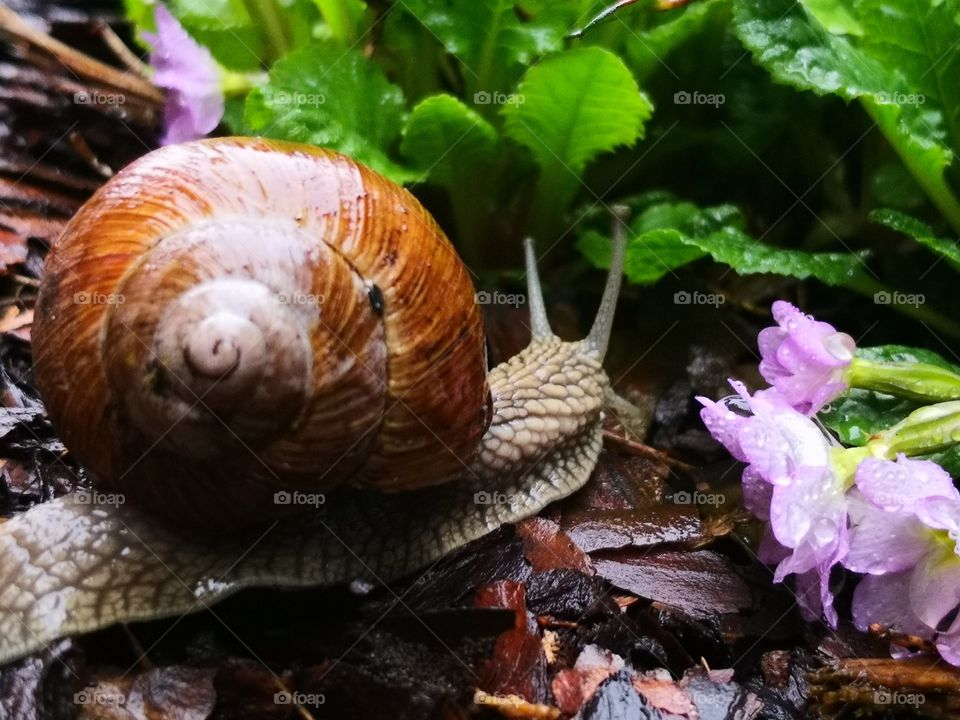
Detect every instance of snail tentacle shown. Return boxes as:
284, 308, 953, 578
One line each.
523, 237, 552, 340
584, 205, 628, 359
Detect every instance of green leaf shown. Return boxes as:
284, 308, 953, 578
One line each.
400, 94, 498, 186
853, 0, 960, 161
578, 200, 868, 286
579, 227, 709, 283
871, 161, 927, 211
312, 0, 367, 44
624, 0, 731, 80
244, 44, 414, 183
870, 208, 960, 272
856, 345, 960, 374
692, 226, 867, 285
800, 0, 864, 36
920, 445, 960, 477
122, 0, 154, 33
400, 0, 572, 96
820, 344, 960, 445
175, 0, 272, 70
732, 0, 960, 235
503, 47, 652, 214
819, 389, 919, 445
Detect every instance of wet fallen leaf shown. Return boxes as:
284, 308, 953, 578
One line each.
517, 517, 593, 574
632, 669, 697, 716
593, 549, 752, 619
550, 645, 625, 715
477, 580, 549, 704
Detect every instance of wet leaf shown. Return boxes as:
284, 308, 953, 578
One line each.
516, 517, 593, 574
477, 580, 550, 705
593, 550, 752, 618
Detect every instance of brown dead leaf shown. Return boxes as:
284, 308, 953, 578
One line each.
558, 451, 707, 554
517, 517, 593, 574
593, 549, 752, 618
549, 645, 625, 715
632, 669, 697, 716
477, 581, 549, 704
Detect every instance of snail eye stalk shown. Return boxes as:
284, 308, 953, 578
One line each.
584, 206, 628, 361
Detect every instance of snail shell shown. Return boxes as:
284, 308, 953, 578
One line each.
0, 138, 627, 666
33, 137, 490, 529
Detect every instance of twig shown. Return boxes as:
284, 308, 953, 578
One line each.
96, 21, 152, 80
602, 429, 693, 471
0, 4, 163, 105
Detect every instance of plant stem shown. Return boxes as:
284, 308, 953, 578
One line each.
220, 69, 268, 98
241, 0, 292, 63
529, 164, 577, 243
315, 0, 362, 45
849, 357, 960, 402
862, 99, 960, 236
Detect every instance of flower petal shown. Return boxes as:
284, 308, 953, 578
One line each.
852, 571, 931, 638
769, 465, 844, 554
855, 455, 957, 512
756, 301, 854, 414
145, 5, 225, 144
909, 549, 960, 636
936, 629, 960, 666
845, 490, 930, 574
739, 410, 831, 486
741, 466, 772, 520
697, 395, 748, 461
758, 524, 790, 564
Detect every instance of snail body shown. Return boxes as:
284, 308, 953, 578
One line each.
0, 138, 626, 665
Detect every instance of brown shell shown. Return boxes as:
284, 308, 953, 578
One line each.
32, 137, 490, 529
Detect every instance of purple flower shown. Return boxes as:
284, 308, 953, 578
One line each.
699, 382, 849, 625
848, 455, 960, 665
144, 5, 224, 145
758, 301, 856, 415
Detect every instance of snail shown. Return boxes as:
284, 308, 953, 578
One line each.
0, 137, 626, 665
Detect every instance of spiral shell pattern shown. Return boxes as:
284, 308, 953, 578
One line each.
32, 138, 490, 529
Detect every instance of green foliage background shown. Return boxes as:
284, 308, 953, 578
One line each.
126, 0, 960, 338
